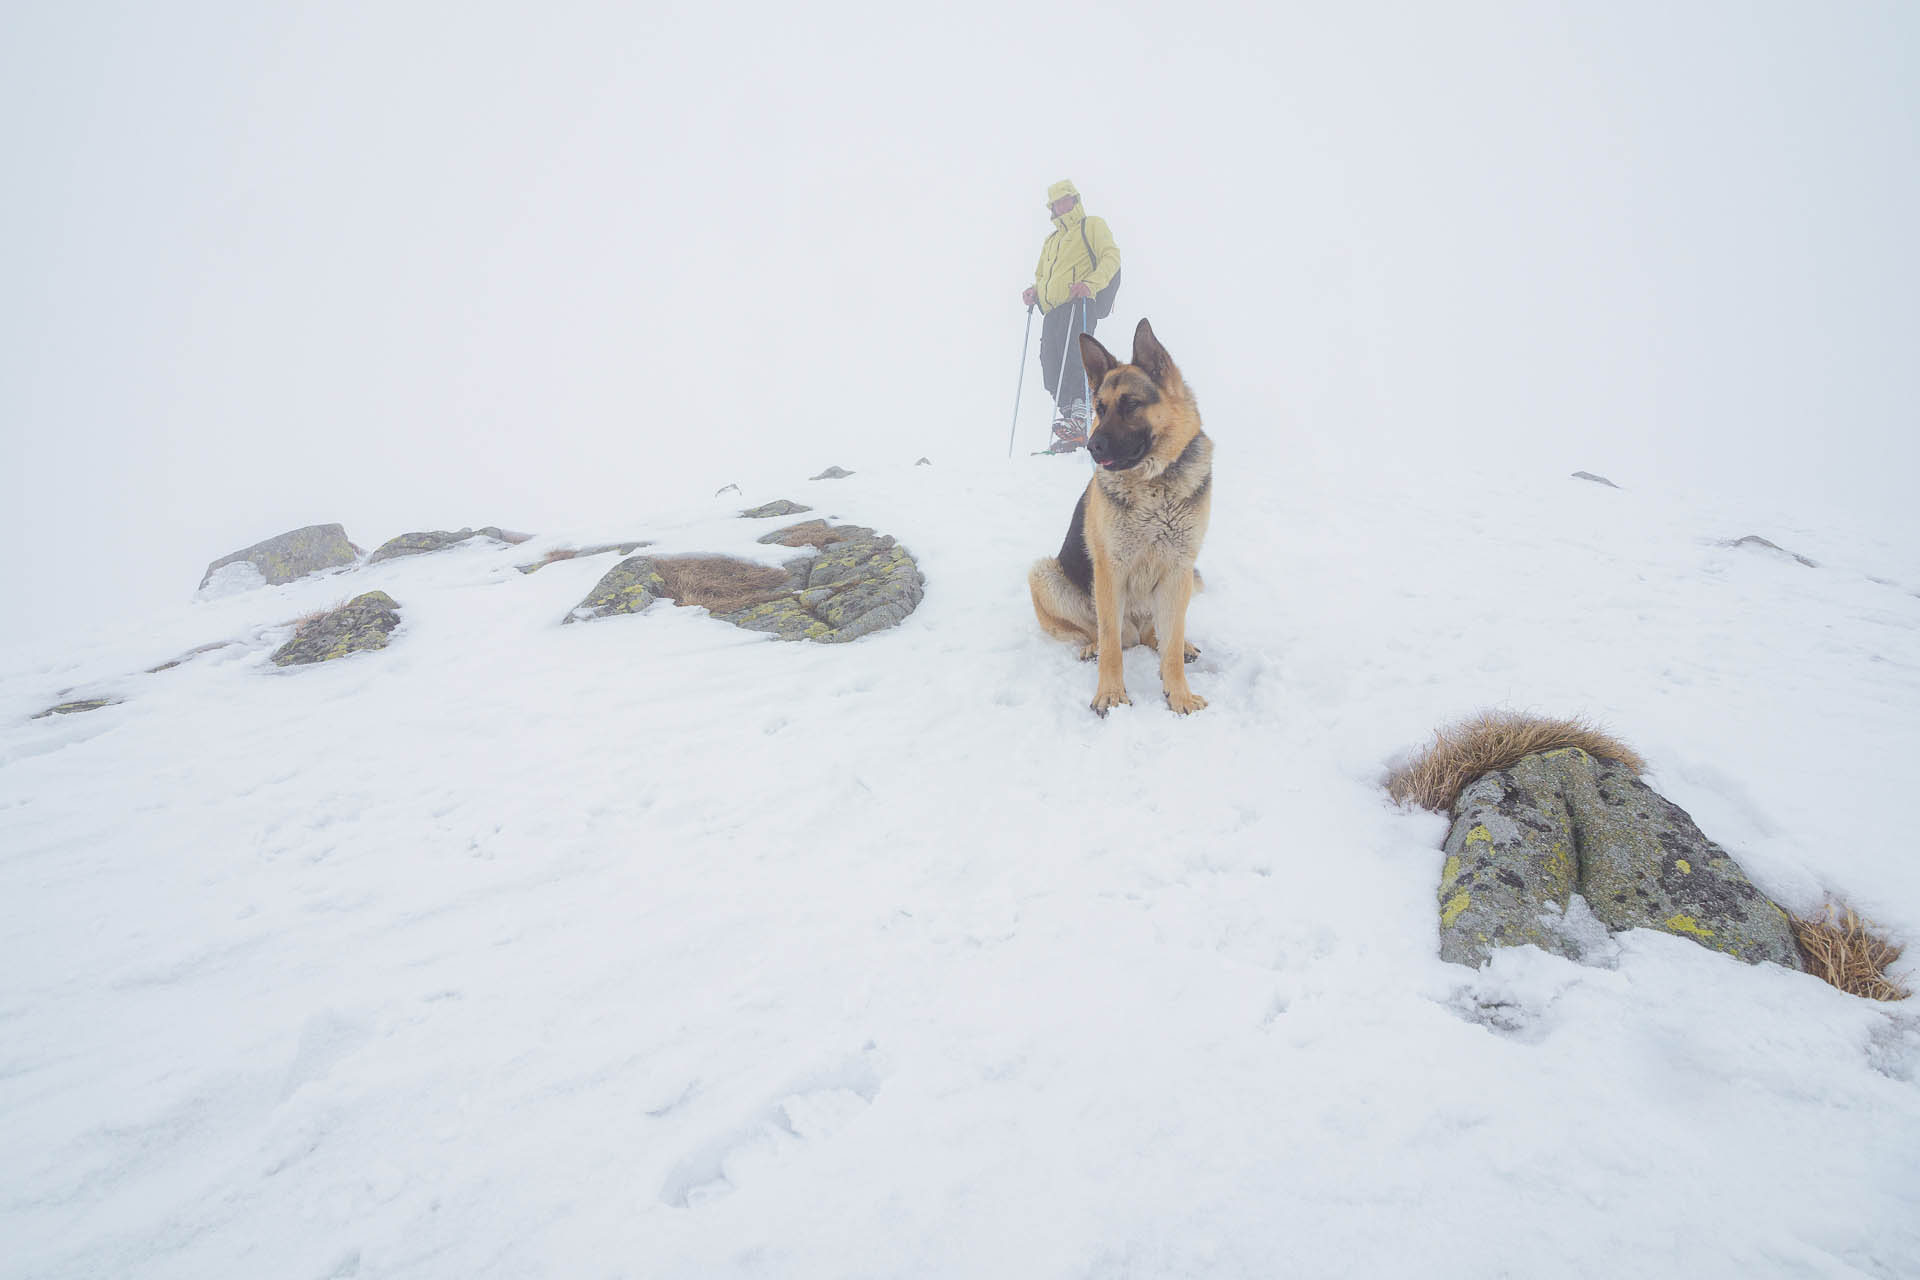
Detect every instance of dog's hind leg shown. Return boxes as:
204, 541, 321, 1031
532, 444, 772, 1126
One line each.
1029, 558, 1097, 655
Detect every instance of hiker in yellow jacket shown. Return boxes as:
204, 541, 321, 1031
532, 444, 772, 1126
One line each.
1020, 179, 1121, 451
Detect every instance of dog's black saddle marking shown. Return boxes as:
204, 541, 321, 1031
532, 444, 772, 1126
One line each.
1059, 489, 1093, 595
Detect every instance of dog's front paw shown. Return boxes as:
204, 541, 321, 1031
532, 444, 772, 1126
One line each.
1165, 688, 1208, 715
1090, 687, 1132, 717
1077, 642, 1099, 662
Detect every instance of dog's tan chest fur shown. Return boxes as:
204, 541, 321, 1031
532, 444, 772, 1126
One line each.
1092, 435, 1212, 573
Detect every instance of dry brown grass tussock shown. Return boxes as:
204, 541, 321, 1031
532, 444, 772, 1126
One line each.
1790, 904, 1910, 1001
653, 555, 791, 614
763, 521, 839, 549
1387, 710, 1647, 812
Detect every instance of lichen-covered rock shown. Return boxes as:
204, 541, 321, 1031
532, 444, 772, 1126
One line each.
569, 522, 922, 642
714, 597, 832, 641
32, 698, 120, 719
564, 556, 669, 623
199, 524, 357, 590
1439, 748, 1803, 971
368, 527, 516, 564
740, 500, 812, 519
718, 525, 921, 643
270, 591, 402, 667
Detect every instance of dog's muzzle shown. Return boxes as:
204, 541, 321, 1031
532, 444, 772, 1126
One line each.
1089, 428, 1151, 471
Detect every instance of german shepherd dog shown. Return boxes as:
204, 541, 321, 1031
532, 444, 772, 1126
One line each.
1029, 319, 1212, 715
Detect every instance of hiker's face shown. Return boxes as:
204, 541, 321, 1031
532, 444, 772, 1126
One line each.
1050, 195, 1077, 217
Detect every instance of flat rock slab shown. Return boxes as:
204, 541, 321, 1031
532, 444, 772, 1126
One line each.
200, 523, 357, 589
1725, 535, 1816, 568
740, 500, 812, 519
32, 698, 121, 719
565, 521, 922, 643
271, 591, 402, 666
369, 527, 518, 564
517, 542, 650, 574
1439, 747, 1802, 971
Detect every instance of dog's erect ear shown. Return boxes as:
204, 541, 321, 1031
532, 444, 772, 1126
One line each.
1131, 318, 1177, 388
1080, 332, 1119, 396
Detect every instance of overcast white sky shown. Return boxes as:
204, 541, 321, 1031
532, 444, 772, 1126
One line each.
4, 1, 1917, 641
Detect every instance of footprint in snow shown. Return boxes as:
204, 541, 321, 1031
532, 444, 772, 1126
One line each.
658, 1048, 884, 1208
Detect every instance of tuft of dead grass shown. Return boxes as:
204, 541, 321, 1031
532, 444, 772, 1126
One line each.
1386, 709, 1647, 812
652, 555, 791, 614
763, 520, 839, 549
1790, 904, 1910, 1001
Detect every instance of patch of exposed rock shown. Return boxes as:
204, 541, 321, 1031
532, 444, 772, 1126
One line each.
740, 500, 812, 519
32, 698, 121, 719
147, 641, 235, 673
809, 465, 854, 480
565, 521, 923, 642
1725, 535, 1816, 568
1570, 471, 1620, 488
368, 526, 525, 564
271, 591, 402, 666
200, 524, 357, 590
1438, 747, 1802, 971
564, 557, 670, 623
516, 542, 651, 574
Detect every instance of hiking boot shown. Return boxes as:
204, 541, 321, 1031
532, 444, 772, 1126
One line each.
1050, 398, 1092, 451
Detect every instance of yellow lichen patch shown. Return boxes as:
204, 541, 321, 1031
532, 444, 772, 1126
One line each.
1465, 824, 1493, 850
1441, 892, 1472, 928
1546, 840, 1574, 882
1665, 913, 1716, 940
1675, 859, 1692, 874
1441, 855, 1461, 888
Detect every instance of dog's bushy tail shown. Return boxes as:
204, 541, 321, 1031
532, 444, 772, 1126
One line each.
1386, 710, 1645, 812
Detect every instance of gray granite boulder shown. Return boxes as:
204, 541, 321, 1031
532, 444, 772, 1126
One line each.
741, 500, 812, 519
368, 527, 518, 564
1439, 747, 1802, 971
200, 524, 357, 590
565, 522, 923, 643
719, 523, 922, 643
564, 556, 670, 623
271, 591, 402, 666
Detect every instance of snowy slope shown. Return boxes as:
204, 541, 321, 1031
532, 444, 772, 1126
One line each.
3, 448, 1919, 1279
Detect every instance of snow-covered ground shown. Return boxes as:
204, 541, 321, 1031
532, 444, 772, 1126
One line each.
4, 447, 1918, 1278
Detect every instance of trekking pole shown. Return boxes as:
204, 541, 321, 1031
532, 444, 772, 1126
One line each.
1006, 303, 1036, 458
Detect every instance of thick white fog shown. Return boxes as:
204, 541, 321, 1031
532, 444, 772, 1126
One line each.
4, 1, 1916, 641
